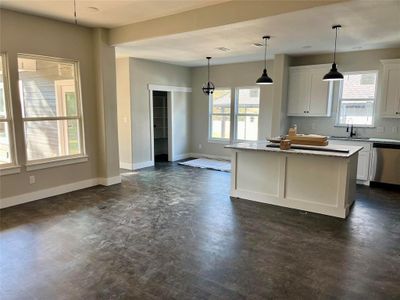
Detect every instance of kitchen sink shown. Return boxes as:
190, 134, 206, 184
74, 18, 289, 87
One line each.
330, 136, 370, 141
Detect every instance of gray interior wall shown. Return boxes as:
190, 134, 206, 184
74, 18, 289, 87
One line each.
270, 54, 291, 137
172, 91, 191, 158
190, 60, 274, 158
0, 9, 99, 198
116, 58, 132, 166
289, 48, 400, 139
93, 28, 120, 180
130, 58, 191, 164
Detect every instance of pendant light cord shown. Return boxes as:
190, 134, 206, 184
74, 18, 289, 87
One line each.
208, 58, 210, 82
74, 0, 77, 25
264, 37, 267, 69
333, 26, 338, 64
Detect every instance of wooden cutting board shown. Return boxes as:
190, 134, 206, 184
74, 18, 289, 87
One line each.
290, 139, 329, 146
268, 134, 329, 146
288, 134, 328, 143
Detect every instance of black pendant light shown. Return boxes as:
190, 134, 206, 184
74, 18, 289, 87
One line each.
323, 25, 344, 81
202, 57, 215, 95
256, 36, 273, 85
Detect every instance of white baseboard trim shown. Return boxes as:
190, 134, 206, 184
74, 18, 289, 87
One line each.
119, 162, 133, 170
173, 153, 192, 161
0, 178, 98, 209
357, 179, 370, 186
98, 175, 121, 186
132, 160, 154, 170
190, 153, 231, 161
0, 176, 122, 209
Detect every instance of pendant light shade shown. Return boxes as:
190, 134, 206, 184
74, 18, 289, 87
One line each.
256, 69, 273, 85
202, 57, 215, 95
256, 36, 273, 85
323, 63, 343, 81
323, 25, 343, 81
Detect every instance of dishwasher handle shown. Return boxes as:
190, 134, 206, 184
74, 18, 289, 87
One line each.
373, 142, 400, 149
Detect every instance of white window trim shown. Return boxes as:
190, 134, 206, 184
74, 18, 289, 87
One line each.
0, 52, 19, 174
234, 86, 260, 142
208, 88, 232, 143
0, 166, 21, 176
25, 155, 88, 171
18, 53, 87, 167
335, 70, 378, 128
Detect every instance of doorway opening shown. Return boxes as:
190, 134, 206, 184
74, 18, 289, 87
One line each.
152, 91, 169, 162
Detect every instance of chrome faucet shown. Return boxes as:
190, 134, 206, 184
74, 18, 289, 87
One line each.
346, 124, 356, 138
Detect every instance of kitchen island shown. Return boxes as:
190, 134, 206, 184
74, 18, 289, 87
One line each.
225, 142, 363, 218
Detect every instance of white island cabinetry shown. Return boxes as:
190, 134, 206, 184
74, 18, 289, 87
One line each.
329, 139, 372, 184
226, 142, 362, 218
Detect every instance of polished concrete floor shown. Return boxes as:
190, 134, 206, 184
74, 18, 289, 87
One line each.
1, 162, 400, 299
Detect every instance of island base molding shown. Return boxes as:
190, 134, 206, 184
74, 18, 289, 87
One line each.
230, 150, 358, 218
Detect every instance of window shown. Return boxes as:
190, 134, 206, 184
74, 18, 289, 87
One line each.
18, 54, 85, 163
0, 53, 17, 168
209, 89, 231, 141
337, 71, 378, 126
235, 87, 260, 141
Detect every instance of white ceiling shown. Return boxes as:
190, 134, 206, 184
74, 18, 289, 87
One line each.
116, 0, 400, 66
0, 0, 230, 28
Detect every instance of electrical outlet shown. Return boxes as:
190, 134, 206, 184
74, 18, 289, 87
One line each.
392, 126, 398, 133
29, 175, 35, 184
198, 144, 202, 150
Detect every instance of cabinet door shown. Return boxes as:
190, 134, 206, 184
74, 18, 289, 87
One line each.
357, 151, 370, 181
287, 69, 310, 116
308, 68, 333, 116
382, 68, 400, 118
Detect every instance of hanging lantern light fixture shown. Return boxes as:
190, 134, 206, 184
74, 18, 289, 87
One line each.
256, 36, 273, 85
202, 57, 215, 95
323, 25, 344, 81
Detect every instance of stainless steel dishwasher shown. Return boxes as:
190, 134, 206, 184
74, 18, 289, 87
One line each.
371, 142, 400, 186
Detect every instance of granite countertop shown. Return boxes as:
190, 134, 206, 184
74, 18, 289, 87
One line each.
225, 142, 363, 158
329, 136, 400, 145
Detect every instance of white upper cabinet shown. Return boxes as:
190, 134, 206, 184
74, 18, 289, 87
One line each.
287, 65, 333, 117
380, 59, 400, 118
287, 68, 309, 115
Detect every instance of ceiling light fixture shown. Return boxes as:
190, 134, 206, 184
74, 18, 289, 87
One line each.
216, 47, 231, 52
256, 36, 273, 85
202, 57, 215, 95
88, 6, 100, 12
323, 25, 344, 81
